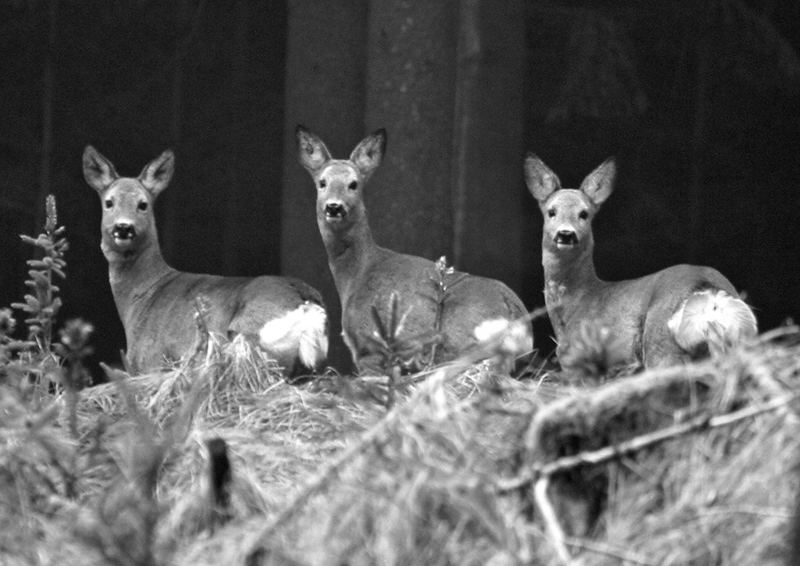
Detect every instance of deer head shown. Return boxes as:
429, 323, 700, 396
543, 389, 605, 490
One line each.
83, 146, 174, 261
525, 154, 616, 259
296, 126, 386, 234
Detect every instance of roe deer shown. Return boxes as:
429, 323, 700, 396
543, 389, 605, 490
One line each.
296, 126, 532, 373
524, 154, 757, 370
83, 146, 328, 375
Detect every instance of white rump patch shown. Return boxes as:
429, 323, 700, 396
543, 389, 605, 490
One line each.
474, 318, 532, 358
667, 289, 757, 354
258, 301, 328, 370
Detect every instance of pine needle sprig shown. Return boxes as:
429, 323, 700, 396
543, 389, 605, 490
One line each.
365, 293, 442, 408
11, 195, 69, 355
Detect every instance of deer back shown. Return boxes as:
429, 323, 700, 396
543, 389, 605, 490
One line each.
340, 247, 529, 372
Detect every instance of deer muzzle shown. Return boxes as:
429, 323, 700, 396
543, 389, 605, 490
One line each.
112, 222, 137, 243
324, 202, 346, 220
554, 229, 579, 247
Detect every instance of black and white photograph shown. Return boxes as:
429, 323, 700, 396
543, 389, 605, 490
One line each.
1, 1, 799, 564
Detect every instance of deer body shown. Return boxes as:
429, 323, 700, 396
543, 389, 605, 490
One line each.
526, 155, 757, 369
83, 146, 328, 375
297, 127, 532, 372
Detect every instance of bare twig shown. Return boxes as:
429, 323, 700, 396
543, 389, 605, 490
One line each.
498, 392, 800, 492
756, 324, 799, 343
695, 505, 794, 520
517, 392, 799, 565
534, 476, 573, 565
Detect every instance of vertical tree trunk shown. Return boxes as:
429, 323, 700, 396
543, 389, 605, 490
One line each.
161, 0, 189, 265
451, 0, 480, 267
35, 0, 57, 234
281, 0, 369, 372
450, 0, 525, 290
364, 0, 458, 259
222, 0, 249, 275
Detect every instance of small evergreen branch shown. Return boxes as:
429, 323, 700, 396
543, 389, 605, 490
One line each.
192, 294, 215, 365
429, 256, 451, 364
1, 195, 96, 502
365, 293, 442, 408
558, 319, 632, 381
54, 319, 95, 441
52, 318, 95, 498
367, 294, 410, 408
427, 256, 468, 364
11, 195, 68, 356
0, 308, 16, 370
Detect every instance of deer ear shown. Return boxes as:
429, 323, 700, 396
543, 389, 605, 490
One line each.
83, 146, 119, 193
296, 125, 332, 174
138, 150, 175, 196
524, 153, 561, 203
579, 157, 616, 205
349, 128, 386, 180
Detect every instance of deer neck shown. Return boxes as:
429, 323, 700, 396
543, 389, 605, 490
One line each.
103, 236, 175, 325
319, 215, 377, 301
542, 242, 602, 335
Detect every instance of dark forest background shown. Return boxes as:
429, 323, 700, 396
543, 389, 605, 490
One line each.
1, 0, 798, 377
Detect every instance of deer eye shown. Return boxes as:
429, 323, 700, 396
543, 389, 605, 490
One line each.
138, 201, 149, 211
578, 210, 588, 220
348, 181, 358, 190
547, 209, 556, 218
318, 179, 327, 189
104, 199, 113, 209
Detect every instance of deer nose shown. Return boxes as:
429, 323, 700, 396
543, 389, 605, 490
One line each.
325, 202, 346, 218
112, 222, 136, 240
555, 229, 578, 246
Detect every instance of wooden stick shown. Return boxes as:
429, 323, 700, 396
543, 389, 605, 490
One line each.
755, 324, 799, 343
533, 476, 573, 565
508, 392, 799, 564
695, 505, 794, 520
498, 392, 799, 492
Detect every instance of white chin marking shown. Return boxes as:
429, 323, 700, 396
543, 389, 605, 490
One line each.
258, 302, 328, 370
668, 289, 758, 353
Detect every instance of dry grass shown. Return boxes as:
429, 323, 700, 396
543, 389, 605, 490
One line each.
2, 327, 799, 566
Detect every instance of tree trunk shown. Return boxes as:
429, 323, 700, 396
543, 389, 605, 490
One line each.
450, 0, 525, 289
161, 0, 189, 265
451, 0, 480, 268
364, 0, 458, 259
223, 0, 249, 275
